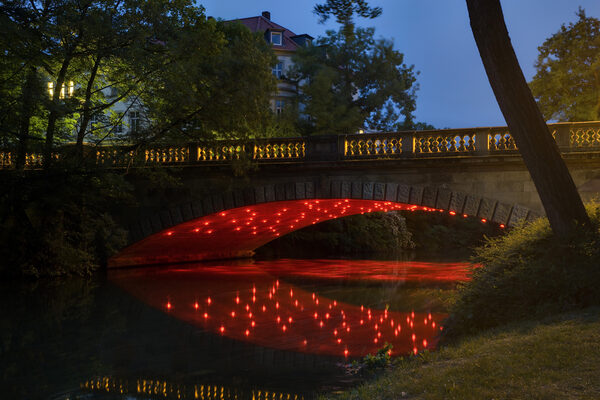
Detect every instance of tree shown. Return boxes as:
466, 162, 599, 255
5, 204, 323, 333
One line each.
466, 0, 590, 238
289, 0, 417, 135
529, 8, 600, 122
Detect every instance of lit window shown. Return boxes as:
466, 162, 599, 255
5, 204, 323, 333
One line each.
129, 111, 141, 133
272, 62, 283, 79
275, 100, 284, 115
271, 32, 282, 45
48, 81, 74, 99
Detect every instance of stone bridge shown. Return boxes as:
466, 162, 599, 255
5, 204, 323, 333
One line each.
4, 122, 598, 267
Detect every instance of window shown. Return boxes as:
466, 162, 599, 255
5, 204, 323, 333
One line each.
275, 100, 284, 116
271, 32, 282, 45
47, 81, 74, 99
272, 62, 283, 79
129, 111, 141, 133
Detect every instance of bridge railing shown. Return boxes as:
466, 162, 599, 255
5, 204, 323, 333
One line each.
1, 122, 599, 169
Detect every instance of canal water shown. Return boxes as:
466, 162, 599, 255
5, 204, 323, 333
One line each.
1, 258, 470, 400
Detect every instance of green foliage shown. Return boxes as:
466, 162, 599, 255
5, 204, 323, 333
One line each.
530, 8, 600, 121
347, 343, 394, 376
403, 211, 504, 257
0, 169, 132, 277
289, 3, 418, 134
257, 211, 414, 257
442, 203, 600, 341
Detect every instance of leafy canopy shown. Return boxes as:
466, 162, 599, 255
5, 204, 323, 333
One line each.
530, 8, 600, 121
290, 1, 417, 134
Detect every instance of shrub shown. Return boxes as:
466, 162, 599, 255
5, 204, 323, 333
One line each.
442, 203, 600, 341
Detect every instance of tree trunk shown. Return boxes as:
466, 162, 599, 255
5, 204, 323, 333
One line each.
16, 67, 38, 170
43, 54, 72, 169
466, 0, 590, 237
76, 56, 102, 162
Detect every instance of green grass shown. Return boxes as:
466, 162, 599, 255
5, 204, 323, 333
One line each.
324, 307, 600, 399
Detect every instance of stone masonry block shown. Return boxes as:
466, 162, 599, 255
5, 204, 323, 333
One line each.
448, 192, 466, 214
211, 194, 224, 212
243, 188, 256, 205
222, 191, 235, 210
341, 181, 352, 198
463, 195, 480, 216
265, 185, 276, 202
409, 186, 424, 205
191, 201, 204, 218
232, 191, 244, 208
477, 198, 497, 220
385, 183, 398, 202
305, 181, 315, 198
331, 180, 342, 198
255, 186, 266, 203
436, 189, 452, 210
159, 210, 173, 228
363, 182, 374, 200
373, 183, 385, 200
285, 183, 295, 200
492, 202, 512, 224
202, 197, 214, 215
422, 187, 437, 208
351, 181, 362, 199
397, 184, 411, 203
181, 202, 194, 222
295, 182, 306, 199
150, 214, 162, 232
140, 218, 153, 237
275, 184, 286, 201
169, 206, 183, 225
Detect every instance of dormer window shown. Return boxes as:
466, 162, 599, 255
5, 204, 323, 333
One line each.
271, 32, 282, 45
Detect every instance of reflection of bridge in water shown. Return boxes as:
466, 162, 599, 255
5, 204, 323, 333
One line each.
80, 376, 305, 400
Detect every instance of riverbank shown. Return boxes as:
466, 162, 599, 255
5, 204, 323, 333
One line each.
324, 307, 600, 399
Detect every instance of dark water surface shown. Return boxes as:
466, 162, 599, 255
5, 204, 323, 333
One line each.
1, 258, 470, 400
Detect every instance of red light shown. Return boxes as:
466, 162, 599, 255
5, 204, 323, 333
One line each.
449, 211, 456, 215
251, 320, 255, 327
194, 302, 199, 310
344, 349, 349, 357
500, 224, 505, 228
412, 334, 416, 341
203, 313, 208, 319
423, 339, 428, 347
413, 347, 418, 355
166, 301, 172, 310
276, 316, 281, 323
231, 311, 236, 317
207, 297, 211, 305
166, 231, 173, 236
245, 329, 250, 336
282, 325, 287, 332
288, 316, 293, 323
220, 326, 225, 333
481, 218, 487, 223
337, 338, 342, 344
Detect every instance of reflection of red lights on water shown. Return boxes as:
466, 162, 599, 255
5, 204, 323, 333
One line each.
109, 260, 468, 358
109, 199, 499, 268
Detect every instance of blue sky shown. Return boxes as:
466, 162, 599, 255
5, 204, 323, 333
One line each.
198, 1, 600, 129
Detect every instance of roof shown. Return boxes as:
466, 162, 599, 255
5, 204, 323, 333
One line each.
235, 15, 303, 52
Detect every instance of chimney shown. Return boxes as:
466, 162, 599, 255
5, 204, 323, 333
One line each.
262, 11, 271, 20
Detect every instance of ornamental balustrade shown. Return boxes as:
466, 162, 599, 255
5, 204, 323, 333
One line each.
1, 121, 599, 169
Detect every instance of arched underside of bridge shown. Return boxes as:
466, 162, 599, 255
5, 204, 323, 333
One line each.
109, 181, 540, 268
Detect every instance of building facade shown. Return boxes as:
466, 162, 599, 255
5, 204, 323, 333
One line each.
235, 11, 313, 115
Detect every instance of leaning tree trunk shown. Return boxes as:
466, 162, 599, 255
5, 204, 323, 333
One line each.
466, 0, 590, 238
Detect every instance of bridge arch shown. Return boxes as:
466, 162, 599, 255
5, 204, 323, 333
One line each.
109, 180, 539, 268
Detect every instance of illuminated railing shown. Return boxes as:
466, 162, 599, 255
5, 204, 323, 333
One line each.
344, 133, 402, 158
1, 122, 599, 169
80, 376, 305, 400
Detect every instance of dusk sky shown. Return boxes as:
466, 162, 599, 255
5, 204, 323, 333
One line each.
198, 1, 600, 129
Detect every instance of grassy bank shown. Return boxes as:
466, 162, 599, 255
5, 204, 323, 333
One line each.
325, 307, 600, 399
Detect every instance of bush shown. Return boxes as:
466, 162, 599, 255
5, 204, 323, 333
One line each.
442, 203, 600, 341
0, 169, 131, 278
